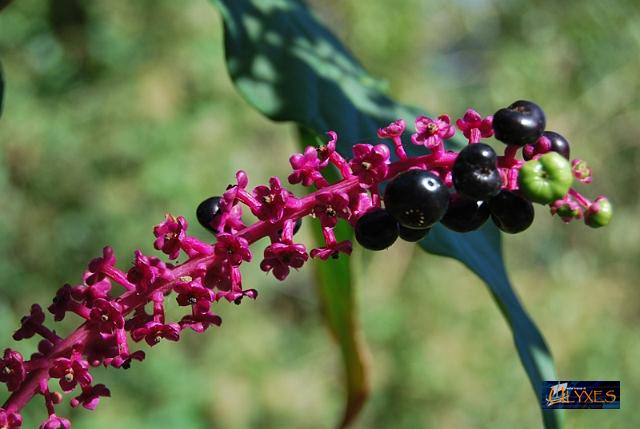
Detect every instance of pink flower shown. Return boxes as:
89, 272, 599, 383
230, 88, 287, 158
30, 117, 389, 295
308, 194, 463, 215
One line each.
455, 109, 493, 143
153, 215, 188, 260
572, 159, 592, 184
89, 299, 124, 334
312, 192, 351, 228
317, 131, 337, 166
70, 384, 110, 410
49, 351, 92, 392
252, 176, 291, 223
349, 144, 390, 186
377, 119, 406, 138
310, 240, 353, 260
214, 233, 252, 266
412, 114, 455, 148
126, 250, 169, 292
179, 311, 222, 333
131, 322, 181, 346
0, 349, 26, 392
13, 304, 45, 341
260, 242, 309, 280
39, 414, 71, 429
175, 278, 215, 311
86, 246, 116, 286
288, 146, 324, 186
48, 284, 76, 322
0, 408, 22, 429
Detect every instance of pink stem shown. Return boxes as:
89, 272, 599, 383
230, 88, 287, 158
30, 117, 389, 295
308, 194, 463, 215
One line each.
569, 188, 592, 208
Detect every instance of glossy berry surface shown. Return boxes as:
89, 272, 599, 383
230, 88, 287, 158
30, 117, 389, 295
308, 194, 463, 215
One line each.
196, 196, 222, 233
524, 130, 571, 160
518, 152, 573, 204
355, 209, 399, 251
398, 225, 430, 242
383, 169, 449, 229
493, 100, 546, 146
440, 195, 490, 233
452, 143, 502, 200
489, 190, 535, 234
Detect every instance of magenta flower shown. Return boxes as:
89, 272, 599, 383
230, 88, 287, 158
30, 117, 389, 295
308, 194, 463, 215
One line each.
179, 311, 222, 333
127, 250, 169, 292
456, 109, 493, 143
48, 284, 76, 322
252, 176, 291, 223
310, 240, 353, 260
175, 278, 215, 310
214, 233, 252, 266
70, 384, 110, 410
131, 322, 180, 346
0, 349, 26, 392
89, 299, 125, 334
412, 114, 455, 148
349, 144, 390, 186
316, 131, 338, 167
348, 191, 374, 222
260, 242, 309, 280
153, 215, 188, 260
312, 192, 351, 227
0, 408, 22, 429
13, 304, 45, 341
40, 414, 71, 429
288, 146, 324, 186
377, 119, 406, 138
86, 246, 116, 286
49, 352, 92, 392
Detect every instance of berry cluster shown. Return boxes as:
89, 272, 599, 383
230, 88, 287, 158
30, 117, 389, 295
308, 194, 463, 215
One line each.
0, 101, 610, 428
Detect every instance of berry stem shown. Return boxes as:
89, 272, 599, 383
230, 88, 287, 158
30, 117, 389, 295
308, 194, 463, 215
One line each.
568, 188, 592, 208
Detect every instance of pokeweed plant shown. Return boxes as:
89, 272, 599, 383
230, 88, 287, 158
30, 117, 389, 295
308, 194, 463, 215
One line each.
0, 1, 614, 428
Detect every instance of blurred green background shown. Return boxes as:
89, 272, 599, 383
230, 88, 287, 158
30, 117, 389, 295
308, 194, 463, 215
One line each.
0, 0, 638, 428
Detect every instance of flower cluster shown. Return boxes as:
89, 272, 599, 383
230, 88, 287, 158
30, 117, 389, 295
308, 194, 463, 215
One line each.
0, 107, 609, 427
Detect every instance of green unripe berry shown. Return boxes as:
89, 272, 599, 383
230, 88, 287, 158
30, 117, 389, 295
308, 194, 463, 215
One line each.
585, 197, 613, 228
518, 152, 573, 204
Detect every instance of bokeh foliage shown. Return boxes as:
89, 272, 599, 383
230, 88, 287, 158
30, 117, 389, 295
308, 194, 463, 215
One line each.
0, 0, 638, 428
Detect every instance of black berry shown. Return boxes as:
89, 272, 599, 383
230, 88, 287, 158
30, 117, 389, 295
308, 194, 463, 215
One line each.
488, 190, 534, 234
196, 196, 222, 233
440, 194, 490, 232
524, 130, 571, 161
493, 100, 546, 146
398, 225, 430, 242
383, 170, 449, 229
355, 209, 399, 251
452, 143, 502, 200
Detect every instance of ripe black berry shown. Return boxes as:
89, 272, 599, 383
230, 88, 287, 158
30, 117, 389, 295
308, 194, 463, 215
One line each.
440, 195, 490, 233
523, 130, 571, 161
452, 143, 502, 200
493, 100, 546, 146
383, 170, 449, 229
398, 225, 430, 242
488, 190, 534, 234
355, 209, 399, 251
196, 196, 222, 233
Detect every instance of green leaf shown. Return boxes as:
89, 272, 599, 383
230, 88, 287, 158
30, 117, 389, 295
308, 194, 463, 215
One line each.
210, 0, 563, 427
298, 126, 369, 428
